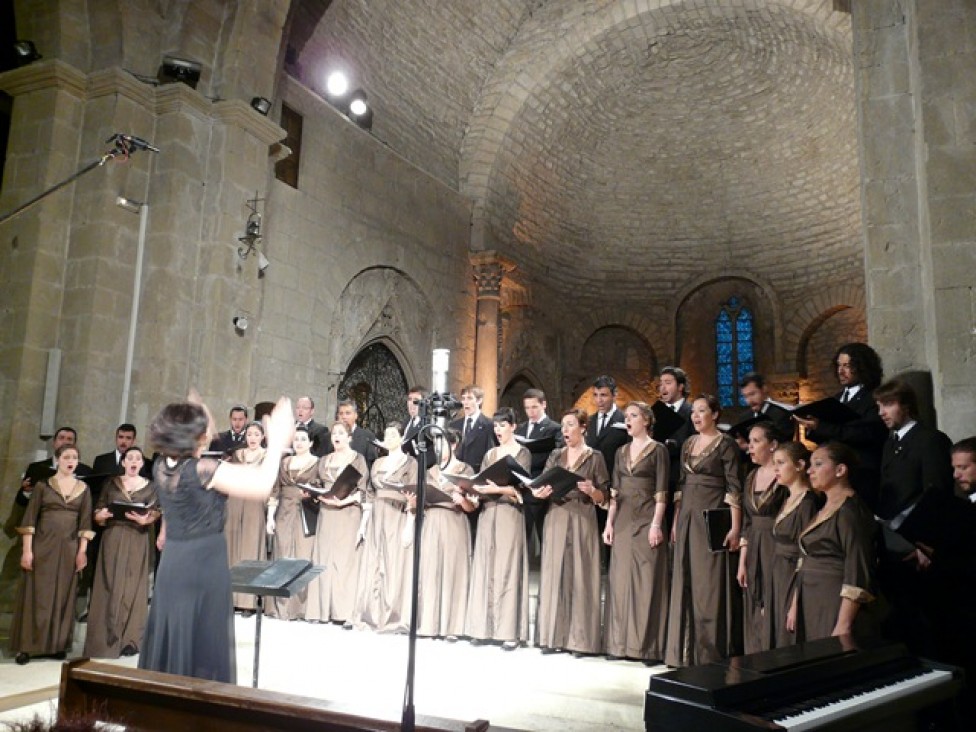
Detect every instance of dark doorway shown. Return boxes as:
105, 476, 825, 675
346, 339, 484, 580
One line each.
337, 342, 408, 436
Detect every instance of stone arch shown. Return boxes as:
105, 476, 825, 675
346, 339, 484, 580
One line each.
498, 370, 543, 417
784, 282, 867, 374
460, 0, 846, 214
337, 339, 409, 435
569, 324, 658, 408
328, 266, 434, 408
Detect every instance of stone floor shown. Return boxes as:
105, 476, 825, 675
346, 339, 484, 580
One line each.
0, 612, 663, 731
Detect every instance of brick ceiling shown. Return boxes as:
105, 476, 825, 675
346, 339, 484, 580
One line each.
287, 0, 861, 298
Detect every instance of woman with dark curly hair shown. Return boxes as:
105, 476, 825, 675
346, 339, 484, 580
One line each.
138, 394, 293, 682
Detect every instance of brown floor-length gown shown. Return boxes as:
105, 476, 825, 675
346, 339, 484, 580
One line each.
740, 470, 788, 654
268, 456, 319, 620
665, 434, 742, 667
226, 447, 267, 610
417, 461, 473, 638
795, 494, 879, 642
771, 489, 818, 647
84, 477, 157, 658
604, 440, 670, 660
465, 446, 532, 643
306, 451, 368, 623
536, 445, 608, 654
10, 478, 94, 657
353, 453, 419, 632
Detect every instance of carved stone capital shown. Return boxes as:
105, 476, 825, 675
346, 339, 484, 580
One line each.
470, 250, 516, 300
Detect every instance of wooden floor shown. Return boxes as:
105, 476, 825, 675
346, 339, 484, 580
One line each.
0, 612, 663, 731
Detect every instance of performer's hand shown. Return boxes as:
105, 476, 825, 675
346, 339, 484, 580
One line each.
266, 517, 276, 535
793, 415, 819, 432
786, 600, 797, 633
94, 507, 112, 525
648, 524, 664, 548
736, 561, 748, 588
602, 524, 614, 546
264, 396, 296, 454
20, 550, 33, 571
75, 549, 87, 573
578, 479, 595, 496
531, 485, 553, 500
724, 529, 741, 552
125, 510, 154, 525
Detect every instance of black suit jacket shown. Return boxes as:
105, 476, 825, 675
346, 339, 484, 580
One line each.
515, 416, 563, 479
586, 407, 630, 476
209, 429, 246, 454
300, 419, 331, 457
661, 400, 694, 493
756, 401, 797, 442
349, 425, 379, 468
807, 386, 888, 502
450, 413, 497, 470
878, 423, 953, 532
401, 416, 422, 444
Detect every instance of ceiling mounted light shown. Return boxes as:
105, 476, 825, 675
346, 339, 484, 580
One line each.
326, 71, 349, 98
347, 89, 373, 131
250, 97, 271, 116
12, 40, 42, 67
158, 55, 202, 89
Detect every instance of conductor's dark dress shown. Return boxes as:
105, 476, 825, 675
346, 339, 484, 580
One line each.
139, 457, 235, 683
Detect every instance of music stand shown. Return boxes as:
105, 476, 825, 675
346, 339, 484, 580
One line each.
230, 559, 324, 688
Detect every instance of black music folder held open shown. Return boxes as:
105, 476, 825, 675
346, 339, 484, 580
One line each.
514, 433, 557, 454
516, 466, 584, 502
651, 400, 688, 442
790, 397, 859, 424
703, 506, 732, 552
727, 413, 771, 442
315, 463, 363, 501
393, 481, 456, 506
441, 455, 527, 493
107, 500, 155, 521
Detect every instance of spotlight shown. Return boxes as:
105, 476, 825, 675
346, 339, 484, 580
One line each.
257, 251, 270, 275
326, 71, 349, 97
250, 96, 271, 116
232, 315, 249, 333
347, 89, 373, 131
158, 55, 202, 89
12, 40, 42, 67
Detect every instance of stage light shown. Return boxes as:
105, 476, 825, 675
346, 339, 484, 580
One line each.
12, 40, 42, 67
250, 97, 272, 116
158, 55, 202, 89
326, 71, 349, 97
347, 89, 373, 131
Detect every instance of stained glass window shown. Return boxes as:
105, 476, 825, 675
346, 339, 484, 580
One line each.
715, 297, 755, 407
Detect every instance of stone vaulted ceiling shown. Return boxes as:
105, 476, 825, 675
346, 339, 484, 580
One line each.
288, 0, 861, 300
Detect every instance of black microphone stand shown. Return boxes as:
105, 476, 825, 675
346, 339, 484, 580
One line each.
0, 135, 154, 226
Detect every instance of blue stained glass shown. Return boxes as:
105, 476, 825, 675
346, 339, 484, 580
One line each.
715, 299, 756, 407
735, 308, 755, 406
716, 310, 734, 406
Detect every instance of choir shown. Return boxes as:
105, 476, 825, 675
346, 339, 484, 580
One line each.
7, 346, 975, 701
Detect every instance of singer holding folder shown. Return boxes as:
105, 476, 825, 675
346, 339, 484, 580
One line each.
665, 395, 743, 668
226, 422, 268, 614
465, 408, 532, 650
306, 422, 369, 624
534, 407, 608, 656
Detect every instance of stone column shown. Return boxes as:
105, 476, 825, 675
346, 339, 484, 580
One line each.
470, 251, 515, 415
852, 0, 976, 440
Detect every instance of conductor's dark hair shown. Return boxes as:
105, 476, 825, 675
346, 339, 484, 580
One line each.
229, 404, 248, 417
819, 441, 861, 472
834, 343, 884, 391
493, 407, 517, 426
592, 375, 617, 393
660, 366, 689, 396
951, 437, 976, 458
873, 378, 919, 419
523, 388, 547, 403
117, 423, 137, 435
739, 372, 765, 390
149, 403, 209, 458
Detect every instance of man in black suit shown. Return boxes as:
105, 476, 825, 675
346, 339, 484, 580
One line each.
873, 378, 954, 660
91, 423, 138, 485
337, 398, 379, 468
209, 404, 249, 454
449, 384, 497, 470
585, 375, 630, 475
295, 396, 330, 457
952, 437, 976, 502
658, 366, 694, 496
516, 388, 563, 554
795, 342, 888, 506
738, 372, 795, 443
400, 385, 426, 443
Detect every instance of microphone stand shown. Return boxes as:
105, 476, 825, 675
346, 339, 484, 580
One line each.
0, 135, 154, 226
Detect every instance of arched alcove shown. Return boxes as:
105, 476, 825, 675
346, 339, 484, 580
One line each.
797, 307, 868, 402
337, 340, 409, 435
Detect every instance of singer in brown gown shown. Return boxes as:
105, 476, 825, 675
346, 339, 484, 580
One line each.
11, 445, 93, 665
415, 429, 476, 638
353, 426, 419, 632
267, 427, 320, 620
770, 442, 818, 648
737, 422, 787, 654
465, 408, 532, 648
604, 402, 670, 661
665, 395, 743, 668
306, 422, 369, 624
84, 448, 159, 658
226, 422, 267, 611
534, 408, 609, 655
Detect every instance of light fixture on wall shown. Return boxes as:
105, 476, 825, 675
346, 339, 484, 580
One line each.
237, 193, 270, 277
347, 89, 373, 130
250, 96, 272, 116
232, 315, 249, 334
12, 40, 42, 67
323, 69, 374, 131
158, 55, 202, 89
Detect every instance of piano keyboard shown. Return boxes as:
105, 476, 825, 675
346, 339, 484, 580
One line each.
772, 667, 954, 730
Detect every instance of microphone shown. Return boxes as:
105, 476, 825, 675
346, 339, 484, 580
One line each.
106, 133, 161, 153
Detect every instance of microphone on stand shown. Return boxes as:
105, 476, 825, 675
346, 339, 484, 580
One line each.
106, 133, 161, 153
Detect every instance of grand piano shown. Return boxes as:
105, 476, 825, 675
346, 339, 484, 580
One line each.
645, 636, 963, 731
